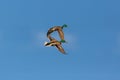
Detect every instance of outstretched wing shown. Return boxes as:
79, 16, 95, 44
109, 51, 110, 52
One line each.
47, 27, 57, 37
57, 28, 65, 41
55, 45, 66, 54
47, 27, 56, 41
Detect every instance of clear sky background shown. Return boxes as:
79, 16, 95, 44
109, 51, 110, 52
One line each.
0, 0, 120, 80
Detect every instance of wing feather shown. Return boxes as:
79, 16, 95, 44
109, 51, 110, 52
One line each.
55, 45, 66, 54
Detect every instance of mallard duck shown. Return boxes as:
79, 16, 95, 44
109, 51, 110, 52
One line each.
47, 24, 67, 43
44, 37, 66, 54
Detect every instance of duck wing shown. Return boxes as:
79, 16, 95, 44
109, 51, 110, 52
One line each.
57, 28, 65, 41
55, 44, 66, 54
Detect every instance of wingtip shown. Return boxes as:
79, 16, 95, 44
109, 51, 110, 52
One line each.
63, 52, 68, 55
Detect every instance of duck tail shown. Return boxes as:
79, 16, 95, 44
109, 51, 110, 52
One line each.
44, 41, 51, 47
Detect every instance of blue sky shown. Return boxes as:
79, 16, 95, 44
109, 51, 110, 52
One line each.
0, 0, 120, 80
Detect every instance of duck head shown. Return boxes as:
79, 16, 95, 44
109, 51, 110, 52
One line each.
61, 24, 68, 29
59, 39, 68, 43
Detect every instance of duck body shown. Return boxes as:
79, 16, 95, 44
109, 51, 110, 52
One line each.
44, 37, 66, 54
44, 24, 67, 54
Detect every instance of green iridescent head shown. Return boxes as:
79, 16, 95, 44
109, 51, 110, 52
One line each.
61, 24, 68, 29
60, 39, 66, 43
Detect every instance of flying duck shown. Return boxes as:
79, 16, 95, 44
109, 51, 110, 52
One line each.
44, 36, 66, 54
